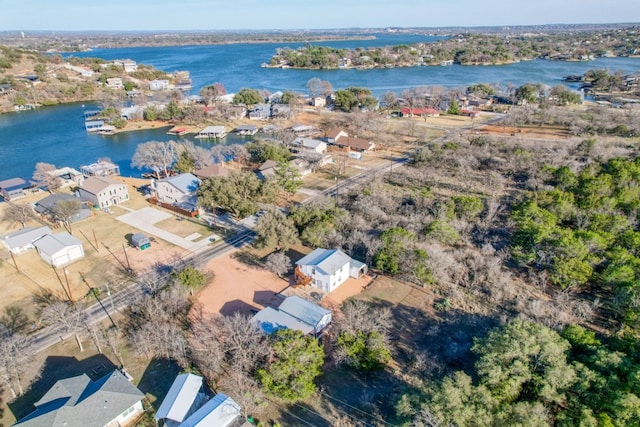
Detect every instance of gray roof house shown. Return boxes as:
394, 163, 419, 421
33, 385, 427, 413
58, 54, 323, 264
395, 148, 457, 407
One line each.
0, 177, 30, 201
33, 232, 84, 268
296, 248, 367, 294
155, 373, 207, 427
1, 226, 52, 255
154, 173, 201, 209
277, 295, 332, 336
12, 370, 144, 427
34, 194, 91, 223
252, 306, 314, 335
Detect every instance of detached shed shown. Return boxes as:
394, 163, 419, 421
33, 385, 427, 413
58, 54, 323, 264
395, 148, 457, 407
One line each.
131, 233, 151, 250
33, 232, 84, 267
277, 295, 332, 335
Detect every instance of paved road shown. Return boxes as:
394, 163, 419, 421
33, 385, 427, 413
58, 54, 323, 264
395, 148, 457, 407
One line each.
28, 155, 411, 355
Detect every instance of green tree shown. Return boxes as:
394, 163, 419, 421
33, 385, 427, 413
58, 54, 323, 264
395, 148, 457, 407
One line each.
174, 150, 195, 174
246, 141, 290, 164
473, 319, 576, 405
254, 209, 300, 251
232, 88, 263, 106
257, 328, 324, 402
447, 98, 461, 115
374, 227, 415, 274
334, 89, 358, 112
173, 266, 206, 292
197, 171, 263, 218
275, 161, 303, 197
336, 330, 390, 371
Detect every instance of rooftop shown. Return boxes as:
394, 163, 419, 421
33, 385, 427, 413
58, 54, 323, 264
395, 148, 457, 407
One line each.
296, 248, 352, 276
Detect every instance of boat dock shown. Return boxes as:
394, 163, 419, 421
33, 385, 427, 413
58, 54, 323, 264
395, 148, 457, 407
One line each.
167, 126, 191, 136
235, 125, 258, 136
195, 125, 227, 139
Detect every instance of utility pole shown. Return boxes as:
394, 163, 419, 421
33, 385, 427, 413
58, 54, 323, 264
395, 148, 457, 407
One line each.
122, 244, 131, 272
63, 269, 74, 303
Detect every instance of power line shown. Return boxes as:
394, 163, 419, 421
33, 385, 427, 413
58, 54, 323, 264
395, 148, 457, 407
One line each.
319, 390, 399, 427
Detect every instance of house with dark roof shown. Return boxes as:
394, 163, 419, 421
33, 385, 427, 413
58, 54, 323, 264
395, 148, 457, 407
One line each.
34, 194, 91, 224
0, 177, 31, 201
256, 160, 278, 180
1, 226, 52, 255
79, 176, 129, 209
295, 248, 367, 294
33, 232, 84, 267
153, 173, 201, 209
12, 370, 144, 427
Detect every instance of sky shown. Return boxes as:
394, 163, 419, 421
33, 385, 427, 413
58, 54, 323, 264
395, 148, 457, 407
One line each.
0, 0, 638, 31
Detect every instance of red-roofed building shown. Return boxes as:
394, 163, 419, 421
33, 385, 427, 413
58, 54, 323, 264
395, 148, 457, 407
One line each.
400, 107, 440, 117
334, 135, 375, 152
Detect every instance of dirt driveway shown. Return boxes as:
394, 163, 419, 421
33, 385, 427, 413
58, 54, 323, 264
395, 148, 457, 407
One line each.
196, 252, 290, 316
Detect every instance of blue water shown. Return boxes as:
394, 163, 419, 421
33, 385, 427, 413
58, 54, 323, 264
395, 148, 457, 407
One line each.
1, 34, 639, 180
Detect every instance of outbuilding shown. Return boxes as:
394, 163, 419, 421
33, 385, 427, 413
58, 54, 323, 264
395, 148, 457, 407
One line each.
131, 233, 151, 250
277, 295, 332, 336
33, 232, 84, 267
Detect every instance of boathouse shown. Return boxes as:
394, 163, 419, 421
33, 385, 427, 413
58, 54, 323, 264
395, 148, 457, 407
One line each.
0, 177, 30, 201
195, 126, 226, 139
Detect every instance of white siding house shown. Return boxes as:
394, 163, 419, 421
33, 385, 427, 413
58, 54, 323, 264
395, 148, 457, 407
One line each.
33, 232, 84, 267
154, 173, 201, 208
295, 248, 367, 294
79, 176, 129, 208
294, 137, 327, 154
277, 295, 332, 335
1, 226, 52, 255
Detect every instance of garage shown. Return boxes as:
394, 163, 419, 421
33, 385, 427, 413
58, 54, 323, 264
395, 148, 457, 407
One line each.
33, 232, 85, 268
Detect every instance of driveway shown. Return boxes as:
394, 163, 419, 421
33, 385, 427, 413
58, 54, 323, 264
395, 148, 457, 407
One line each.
116, 207, 218, 252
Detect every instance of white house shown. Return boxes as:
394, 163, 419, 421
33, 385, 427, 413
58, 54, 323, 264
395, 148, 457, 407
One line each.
155, 373, 207, 427
105, 77, 124, 89
1, 226, 52, 255
79, 176, 129, 208
13, 370, 143, 427
154, 173, 200, 208
294, 137, 327, 154
149, 79, 170, 91
252, 306, 315, 335
295, 248, 367, 294
277, 295, 332, 335
155, 374, 241, 427
33, 232, 84, 267
180, 393, 241, 427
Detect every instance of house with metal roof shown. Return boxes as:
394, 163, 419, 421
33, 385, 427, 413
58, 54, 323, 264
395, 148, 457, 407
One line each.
252, 306, 314, 335
293, 137, 327, 154
33, 232, 84, 267
78, 176, 129, 209
295, 248, 367, 294
1, 226, 52, 255
277, 295, 332, 336
179, 393, 242, 427
155, 373, 207, 427
0, 177, 30, 201
154, 173, 201, 209
12, 370, 144, 427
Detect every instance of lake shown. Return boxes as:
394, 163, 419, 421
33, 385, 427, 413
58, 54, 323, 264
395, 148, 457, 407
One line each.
1, 33, 639, 180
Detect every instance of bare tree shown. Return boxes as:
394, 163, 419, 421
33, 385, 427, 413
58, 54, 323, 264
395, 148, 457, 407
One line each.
52, 198, 81, 233
32, 162, 61, 192
0, 334, 33, 398
1, 203, 36, 228
131, 140, 180, 179
40, 302, 84, 352
264, 251, 291, 278
0, 305, 30, 336
335, 299, 392, 338
218, 370, 267, 421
